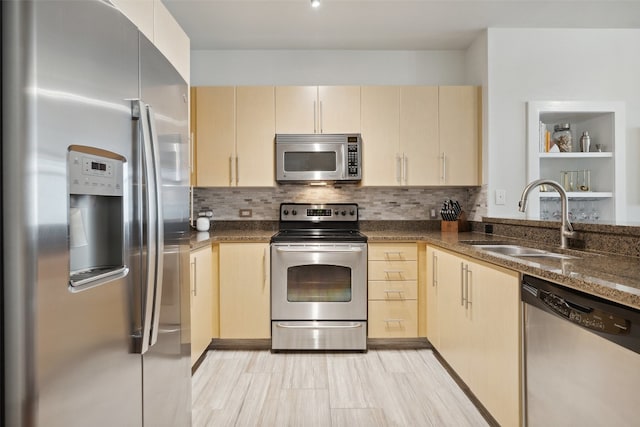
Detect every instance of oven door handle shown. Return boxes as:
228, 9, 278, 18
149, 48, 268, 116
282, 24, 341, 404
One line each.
275, 323, 364, 329
274, 247, 363, 253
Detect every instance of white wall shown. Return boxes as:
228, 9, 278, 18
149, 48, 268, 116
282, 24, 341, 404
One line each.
486, 28, 640, 222
464, 31, 489, 220
191, 49, 466, 86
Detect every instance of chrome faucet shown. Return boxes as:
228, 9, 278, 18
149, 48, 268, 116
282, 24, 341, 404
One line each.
518, 179, 576, 249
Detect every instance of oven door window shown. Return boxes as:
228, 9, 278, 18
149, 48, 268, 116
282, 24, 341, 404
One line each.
284, 151, 337, 172
287, 264, 351, 302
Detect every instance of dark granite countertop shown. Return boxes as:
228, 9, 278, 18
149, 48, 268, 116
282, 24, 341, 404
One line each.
367, 230, 640, 310
189, 220, 278, 249
190, 229, 274, 250
190, 222, 640, 310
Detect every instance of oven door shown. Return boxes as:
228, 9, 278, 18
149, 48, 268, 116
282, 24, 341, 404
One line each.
276, 143, 346, 182
271, 242, 367, 320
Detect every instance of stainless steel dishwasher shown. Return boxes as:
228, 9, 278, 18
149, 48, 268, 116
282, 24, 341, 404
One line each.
522, 275, 640, 426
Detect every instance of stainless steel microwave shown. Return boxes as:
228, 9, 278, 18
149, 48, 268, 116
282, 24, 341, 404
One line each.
275, 133, 362, 183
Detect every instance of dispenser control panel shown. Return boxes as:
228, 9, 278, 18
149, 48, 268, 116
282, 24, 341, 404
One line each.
68, 148, 123, 196
83, 158, 114, 177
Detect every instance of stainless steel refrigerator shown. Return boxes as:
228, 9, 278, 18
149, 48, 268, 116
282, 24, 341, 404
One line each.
2, 1, 191, 426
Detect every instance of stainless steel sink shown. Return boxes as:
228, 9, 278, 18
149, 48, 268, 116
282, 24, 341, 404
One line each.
470, 244, 577, 260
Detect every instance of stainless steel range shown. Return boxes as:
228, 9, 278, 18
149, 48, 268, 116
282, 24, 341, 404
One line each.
271, 203, 368, 351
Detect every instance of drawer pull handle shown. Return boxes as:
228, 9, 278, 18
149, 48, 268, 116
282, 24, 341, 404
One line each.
383, 290, 405, 300
384, 251, 404, 259
383, 319, 404, 323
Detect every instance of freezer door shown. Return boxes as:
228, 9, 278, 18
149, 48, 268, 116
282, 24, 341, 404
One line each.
6, 1, 144, 426
139, 35, 192, 427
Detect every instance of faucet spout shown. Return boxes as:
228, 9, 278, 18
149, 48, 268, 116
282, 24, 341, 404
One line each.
518, 179, 576, 249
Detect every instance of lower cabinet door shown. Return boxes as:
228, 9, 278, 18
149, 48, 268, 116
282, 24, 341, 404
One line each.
368, 300, 418, 338
190, 246, 213, 366
219, 243, 270, 339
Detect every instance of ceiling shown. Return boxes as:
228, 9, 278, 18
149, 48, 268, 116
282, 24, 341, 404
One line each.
163, 0, 640, 51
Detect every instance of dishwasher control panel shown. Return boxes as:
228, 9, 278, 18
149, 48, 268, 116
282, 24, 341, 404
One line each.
538, 290, 629, 335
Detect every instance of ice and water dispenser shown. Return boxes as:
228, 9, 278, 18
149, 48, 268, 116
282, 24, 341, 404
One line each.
68, 146, 127, 289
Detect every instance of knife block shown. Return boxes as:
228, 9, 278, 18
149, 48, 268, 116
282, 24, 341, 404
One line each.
441, 211, 469, 233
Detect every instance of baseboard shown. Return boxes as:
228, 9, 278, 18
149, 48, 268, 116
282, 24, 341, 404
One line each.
431, 348, 500, 427
367, 337, 431, 349
207, 337, 431, 351
209, 338, 271, 350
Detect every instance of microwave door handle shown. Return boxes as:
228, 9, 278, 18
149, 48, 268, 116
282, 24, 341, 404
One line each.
146, 104, 164, 348
313, 100, 317, 134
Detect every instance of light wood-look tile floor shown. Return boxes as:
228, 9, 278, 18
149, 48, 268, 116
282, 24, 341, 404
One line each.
192, 349, 489, 426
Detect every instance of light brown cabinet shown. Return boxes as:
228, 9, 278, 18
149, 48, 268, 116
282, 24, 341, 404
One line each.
193, 86, 235, 187
426, 246, 520, 427
218, 243, 270, 339
275, 86, 360, 134
189, 87, 197, 185
361, 86, 401, 186
367, 243, 418, 338
190, 245, 216, 366
439, 86, 481, 185
361, 85, 481, 186
110, 0, 190, 82
236, 86, 276, 186
192, 86, 275, 187
399, 86, 440, 185
192, 85, 480, 187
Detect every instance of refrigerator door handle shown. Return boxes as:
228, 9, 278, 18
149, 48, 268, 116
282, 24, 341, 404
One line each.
146, 104, 164, 348
136, 100, 157, 355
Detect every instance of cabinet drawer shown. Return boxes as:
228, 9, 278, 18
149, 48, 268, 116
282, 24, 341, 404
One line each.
368, 243, 417, 261
368, 280, 417, 300
368, 300, 418, 338
368, 260, 417, 281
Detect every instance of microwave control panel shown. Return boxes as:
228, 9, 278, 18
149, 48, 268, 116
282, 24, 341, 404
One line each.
347, 140, 361, 179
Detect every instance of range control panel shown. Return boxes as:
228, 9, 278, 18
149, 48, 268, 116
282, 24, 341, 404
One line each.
280, 203, 359, 222
68, 148, 124, 196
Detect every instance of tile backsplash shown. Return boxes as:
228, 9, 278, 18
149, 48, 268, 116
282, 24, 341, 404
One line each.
193, 185, 487, 221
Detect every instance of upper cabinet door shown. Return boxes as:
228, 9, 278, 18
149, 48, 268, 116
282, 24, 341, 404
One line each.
190, 87, 197, 186
195, 86, 236, 187
153, 1, 190, 83
318, 86, 361, 133
275, 86, 361, 134
236, 86, 276, 187
110, 0, 154, 41
439, 86, 481, 186
361, 86, 400, 186
399, 86, 440, 185
275, 86, 318, 134
111, 0, 190, 83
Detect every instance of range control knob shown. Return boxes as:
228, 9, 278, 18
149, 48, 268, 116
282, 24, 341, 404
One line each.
292, 209, 297, 216
334, 210, 339, 216
341, 210, 346, 216
350, 210, 355, 216
283, 209, 289, 215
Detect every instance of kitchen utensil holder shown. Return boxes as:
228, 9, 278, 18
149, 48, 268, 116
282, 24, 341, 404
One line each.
441, 211, 469, 233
